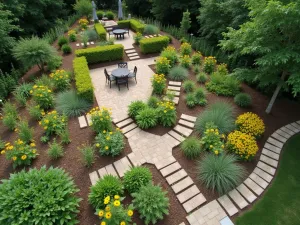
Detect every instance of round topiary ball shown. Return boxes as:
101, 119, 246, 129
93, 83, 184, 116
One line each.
234, 93, 252, 108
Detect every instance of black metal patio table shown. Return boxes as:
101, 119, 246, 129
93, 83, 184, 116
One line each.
111, 68, 130, 78
112, 29, 127, 39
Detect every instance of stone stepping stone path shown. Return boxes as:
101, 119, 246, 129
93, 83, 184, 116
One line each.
167, 81, 182, 105
218, 195, 238, 216
78, 116, 88, 128
76, 41, 95, 47
124, 48, 140, 61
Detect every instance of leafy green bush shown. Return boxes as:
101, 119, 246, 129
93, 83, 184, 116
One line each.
80, 144, 95, 167
73, 57, 94, 102
156, 101, 176, 127
197, 154, 245, 194
94, 23, 107, 41
132, 184, 169, 225
140, 36, 169, 54
194, 88, 207, 106
62, 44, 72, 54
147, 96, 160, 108
195, 102, 235, 134
2, 101, 18, 118
40, 110, 67, 137
206, 72, 240, 96
124, 166, 152, 194
192, 52, 202, 65
234, 93, 252, 108
31, 85, 54, 110
55, 90, 92, 117
180, 55, 191, 69
136, 107, 158, 129
130, 19, 145, 33
96, 10, 104, 19
2, 102, 18, 131
169, 66, 189, 81
181, 137, 202, 159
117, 20, 130, 28
160, 46, 178, 66
179, 42, 192, 56
196, 72, 208, 83
0, 166, 81, 224
134, 32, 144, 45
128, 101, 147, 119
58, 36, 69, 48
88, 107, 113, 133
75, 44, 124, 64
155, 57, 170, 74
48, 138, 64, 159
217, 63, 228, 76
89, 175, 124, 209
27, 103, 45, 121
47, 55, 63, 71
13, 83, 33, 107
203, 56, 217, 74
183, 80, 196, 92
144, 24, 159, 35
17, 120, 33, 144
95, 129, 124, 156
106, 11, 115, 20
200, 123, 225, 155
35, 74, 55, 90
185, 93, 197, 108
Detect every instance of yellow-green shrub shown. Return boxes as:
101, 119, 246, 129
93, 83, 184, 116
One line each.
30, 85, 54, 110
140, 36, 169, 54
151, 74, 166, 95
130, 19, 145, 33
94, 23, 107, 41
49, 69, 71, 91
118, 20, 130, 28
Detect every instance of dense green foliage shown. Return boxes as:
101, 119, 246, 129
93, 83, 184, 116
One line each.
206, 72, 240, 96
169, 66, 189, 81
74, 0, 92, 19
147, 96, 160, 108
183, 80, 196, 93
124, 166, 152, 194
181, 137, 202, 159
128, 101, 147, 119
0, 166, 81, 224
130, 19, 145, 33
180, 10, 191, 34
140, 36, 169, 54
94, 23, 107, 41
144, 24, 160, 35
234, 93, 252, 108
136, 107, 158, 129
117, 20, 130, 28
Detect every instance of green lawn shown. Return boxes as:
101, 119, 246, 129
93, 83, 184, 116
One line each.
236, 134, 300, 225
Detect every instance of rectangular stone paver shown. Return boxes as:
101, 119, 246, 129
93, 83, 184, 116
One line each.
89, 171, 99, 185
253, 167, 273, 182
167, 90, 180, 97
114, 157, 131, 177
125, 49, 136, 53
236, 184, 257, 203
267, 137, 284, 148
163, 133, 181, 148
218, 195, 239, 216
220, 217, 234, 225
228, 189, 249, 209
291, 122, 300, 130
86, 114, 92, 126
121, 123, 137, 134
275, 129, 292, 139
105, 164, 119, 177
125, 127, 141, 139
177, 185, 200, 203
166, 169, 187, 185
260, 154, 278, 168
160, 162, 181, 177
116, 118, 133, 128
156, 156, 176, 169
183, 193, 206, 213
264, 142, 281, 154
173, 97, 179, 105
257, 161, 276, 175
168, 86, 181, 91
244, 178, 264, 195
112, 114, 129, 124
271, 132, 288, 143
262, 148, 280, 160
168, 130, 185, 142
179, 119, 195, 128
129, 56, 140, 60
98, 167, 108, 178
280, 126, 296, 135
78, 116, 88, 128
174, 125, 193, 137
249, 173, 268, 189
169, 81, 182, 87
127, 52, 139, 57
181, 114, 197, 122
286, 124, 300, 133
172, 176, 193, 193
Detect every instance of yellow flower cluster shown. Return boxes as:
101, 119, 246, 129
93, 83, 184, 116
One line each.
203, 56, 217, 73
226, 130, 258, 161
30, 85, 53, 109
39, 110, 66, 135
87, 107, 112, 117
79, 18, 88, 26
49, 69, 69, 81
201, 128, 225, 154
164, 46, 176, 53
49, 69, 70, 91
151, 74, 166, 84
180, 55, 191, 68
157, 101, 175, 113
68, 30, 76, 36
217, 63, 228, 75
151, 74, 167, 95
180, 42, 192, 55
236, 112, 265, 138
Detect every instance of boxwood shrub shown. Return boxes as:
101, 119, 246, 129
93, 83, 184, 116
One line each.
94, 23, 107, 41
75, 44, 124, 64
118, 20, 130, 28
130, 19, 145, 33
73, 57, 94, 102
140, 36, 169, 54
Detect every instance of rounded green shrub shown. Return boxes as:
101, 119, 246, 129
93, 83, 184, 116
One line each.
193, 65, 200, 74
0, 166, 80, 225
197, 154, 245, 194
144, 24, 159, 35
124, 166, 152, 194
132, 183, 169, 225
169, 66, 189, 81
62, 44, 72, 54
89, 175, 123, 209
96, 10, 104, 19
194, 87, 207, 106
234, 93, 252, 108
183, 80, 196, 93
181, 137, 202, 159
196, 72, 208, 83
128, 100, 147, 119
85, 29, 99, 41
106, 11, 115, 20
185, 93, 196, 108
136, 107, 158, 129
58, 36, 68, 48
147, 96, 160, 108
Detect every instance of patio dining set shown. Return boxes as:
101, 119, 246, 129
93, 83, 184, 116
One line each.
108, 26, 130, 39
104, 62, 138, 91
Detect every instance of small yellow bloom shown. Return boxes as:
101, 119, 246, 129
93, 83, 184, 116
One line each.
101, 222, 106, 225
114, 195, 120, 200
214, 150, 219, 155
30, 143, 36, 147
32, 149, 37, 154
106, 137, 110, 140
127, 209, 133, 217
120, 222, 126, 225
103, 130, 106, 134
1, 150, 5, 154
105, 212, 112, 219
98, 210, 104, 217
209, 145, 213, 148
105, 146, 109, 150
21, 155, 27, 160
12, 156, 17, 161
113, 200, 120, 207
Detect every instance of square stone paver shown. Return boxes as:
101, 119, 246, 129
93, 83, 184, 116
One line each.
228, 189, 249, 209
172, 176, 193, 193
181, 114, 197, 122
183, 193, 206, 213
260, 154, 278, 168
262, 148, 280, 160
236, 184, 257, 203
179, 119, 195, 128
257, 161, 276, 175
174, 125, 193, 137
160, 162, 181, 177
168, 130, 185, 142
217, 195, 238, 216
177, 185, 200, 203
78, 116, 88, 128
249, 173, 268, 189
244, 178, 264, 195
89, 171, 99, 185
173, 97, 179, 105
253, 167, 273, 182
166, 169, 187, 185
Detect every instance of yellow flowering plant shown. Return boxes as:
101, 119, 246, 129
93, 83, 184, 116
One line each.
180, 55, 191, 69
155, 56, 170, 74
156, 101, 176, 127
31, 85, 54, 109
203, 56, 217, 74
226, 130, 259, 161
40, 110, 67, 137
217, 63, 229, 76
49, 70, 71, 91
179, 42, 192, 56
236, 112, 265, 138
151, 74, 166, 95
68, 30, 77, 42
200, 123, 225, 155
191, 51, 202, 65
88, 107, 113, 133
96, 196, 134, 225
79, 18, 88, 29
3, 140, 38, 169
160, 46, 178, 66
94, 129, 124, 156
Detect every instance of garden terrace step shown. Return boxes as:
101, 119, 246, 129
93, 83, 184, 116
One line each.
169, 81, 182, 87
168, 86, 181, 91
105, 164, 119, 177
149, 35, 154, 38
89, 171, 99, 185
124, 127, 142, 139
113, 157, 132, 177
78, 116, 88, 128
228, 189, 249, 209
116, 118, 133, 128
129, 56, 140, 60
173, 125, 193, 137
262, 148, 280, 160
171, 91, 180, 97
249, 173, 269, 189
168, 130, 185, 142
113, 114, 130, 124
291, 122, 300, 130
177, 185, 200, 203
144, 36, 149, 38
121, 123, 137, 134
271, 132, 288, 142
257, 161, 276, 175
166, 169, 187, 185
260, 154, 278, 168
253, 167, 273, 182
264, 142, 281, 154
181, 114, 197, 122
127, 53, 139, 57
218, 195, 239, 216
160, 162, 181, 177
162, 133, 181, 148
183, 193, 206, 213
125, 49, 136, 53
172, 176, 193, 194
236, 183, 257, 203
220, 217, 235, 225
244, 178, 264, 195
76, 43, 80, 47
178, 119, 194, 129
156, 156, 176, 169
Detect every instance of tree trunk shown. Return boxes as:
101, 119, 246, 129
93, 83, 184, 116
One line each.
265, 71, 288, 114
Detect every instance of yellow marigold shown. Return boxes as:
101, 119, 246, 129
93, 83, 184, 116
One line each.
101, 222, 106, 225
113, 200, 120, 207
120, 222, 126, 225
21, 155, 27, 160
12, 156, 17, 161
105, 146, 109, 150
127, 209, 133, 217
1, 150, 5, 154
105, 212, 112, 219
236, 112, 265, 138
114, 195, 120, 200
98, 210, 104, 217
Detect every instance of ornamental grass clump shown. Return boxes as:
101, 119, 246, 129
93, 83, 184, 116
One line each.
156, 101, 177, 127
79, 144, 95, 167
13, 83, 33, 107
128, 101, 147, 119
49, 69, 71, 91
236, 112, 265, 138
180, 137, 202, 159
151, 74, 166, 95
203, 56, 217, 74
198, 154, 245, 195
96, 195, 134, 225
136, 107, 158, 129
2, 101, 19, 131
39, 110, 67, 137
196, 72, 208, 83
0, 166, 81, 224
179, 42, 192, 56
183, 80, 196, 93
30, 85, 54, 109
169, 66, 189, 81
200, 123, 225, 155
124, 166, 152, 194
17, 120, 34, 144
155, 56, 171, 74
132, 183, 169, 225
147, 96, 160, 108
3, 139, 37, 168
89, 175, 124, 209
191, 52, 202, 65
226, 130, 258, 161
144, 24, 160, 35
234, 93, 252, 108
94, 129, 124, 156
180, 55, 191, 69
27, 103, 45, 120
88, 107, 113, 133
185, 93, 197, 108
160, 46, 178, 66
48, 138, 64, 159
194, 87, 207, 106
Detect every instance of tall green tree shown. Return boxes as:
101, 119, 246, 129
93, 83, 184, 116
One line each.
125, 0, 152, 17
198, 0, 249, 44
220, 0, 300, 113
74, 0, 92, 20
180, 10, 191, 34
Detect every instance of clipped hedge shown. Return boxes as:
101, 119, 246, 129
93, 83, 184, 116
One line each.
118, 20, 130, 28
140, 36, 169, 54
94, 23, 107, 41
75, 44, 124, 64
73, 57, 93, 102
130, 19, 145, 33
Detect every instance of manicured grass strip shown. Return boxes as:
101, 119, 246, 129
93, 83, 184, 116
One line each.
236, 134, 300, 225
